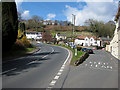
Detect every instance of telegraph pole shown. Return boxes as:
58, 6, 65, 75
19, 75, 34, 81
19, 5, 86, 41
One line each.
72, 14, 76, 36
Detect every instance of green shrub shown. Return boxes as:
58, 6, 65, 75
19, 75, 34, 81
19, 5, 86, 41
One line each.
21, 35, 32, 48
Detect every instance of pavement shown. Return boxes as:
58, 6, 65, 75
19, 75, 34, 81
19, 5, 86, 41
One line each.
2, 44, 119, 89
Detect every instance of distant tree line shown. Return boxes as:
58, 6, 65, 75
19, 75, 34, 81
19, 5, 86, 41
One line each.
84, 19, 116, 38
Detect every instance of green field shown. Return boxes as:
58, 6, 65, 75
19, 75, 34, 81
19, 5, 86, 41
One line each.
50, 31, 94, 37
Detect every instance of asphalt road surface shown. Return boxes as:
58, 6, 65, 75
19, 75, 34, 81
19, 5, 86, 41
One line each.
2, 44, 70, 88
2, 44, 118, 89
55, 50, 118, 88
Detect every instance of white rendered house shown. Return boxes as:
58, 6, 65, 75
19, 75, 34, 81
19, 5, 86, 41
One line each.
26, 32, 42, 40
56, 33, 67, 41
75, 35, 101, 47
109, 2, 120, 60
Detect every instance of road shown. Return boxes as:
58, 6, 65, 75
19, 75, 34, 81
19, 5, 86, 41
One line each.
55, 50, 118, 88
2, 44, 118, 89
2, 44, 71, 88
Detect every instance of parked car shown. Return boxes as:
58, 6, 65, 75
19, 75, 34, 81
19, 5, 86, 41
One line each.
87, 49, 93, 54
81, 48, 87, 52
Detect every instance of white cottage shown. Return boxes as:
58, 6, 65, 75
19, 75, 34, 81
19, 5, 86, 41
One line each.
26, 32, 42, 40
75, 35, 101, 47
56, 33, 67, 41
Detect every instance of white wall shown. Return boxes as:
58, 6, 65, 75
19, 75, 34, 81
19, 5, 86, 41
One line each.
110, 19, 119, 59
75, 37, 101, 47
56, 34, 66, 40
26, 33, 42, 40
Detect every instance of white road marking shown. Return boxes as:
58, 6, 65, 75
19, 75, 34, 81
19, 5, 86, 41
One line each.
57, 72, 62, 75
50, 80, 56, 86
110, 66, 113, 69
61, 67, 64, 69
2, 68, 16, 74
63, 48, 70, 65
50, 47, 54, 54
62, 65, 65, 67
46, 87, 52, 89
59, 69, 63, 72
95, 65, 98, 67
42, 55, 48, 59
26, 61, 37, 65
89, 62, 92, 64
98, 62, 101, 65
107, 66, 109, 68
90, 67, 113, 71
104, 63, 105, 65
54, 76, 59, 80
48, 46, 71, 88
91, 64, 93, 67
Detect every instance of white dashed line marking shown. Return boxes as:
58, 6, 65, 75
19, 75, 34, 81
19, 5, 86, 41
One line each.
2, 68, 16, 74
90, 62, 92, 64
42, 55, 48, 59
95, 65, 98, 67
110, 66, 112, 69
98, 62, 101, 64
62, 65, 65, 67
104, 63, 105, 65
54, 76, 59, 80
50, 80, 56, 86
57, 72, 62, 75
59, 69, 63, 72
47, 47, 71, 88
46, 87, 52, 89
91, 65, 93, 67
61, 67, 64, 69
107, 66, 109, 68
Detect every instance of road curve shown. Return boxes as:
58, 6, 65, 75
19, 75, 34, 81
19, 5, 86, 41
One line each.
2, 44, 70, 88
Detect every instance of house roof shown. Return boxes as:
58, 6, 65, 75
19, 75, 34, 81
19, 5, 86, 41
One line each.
26, 32, 42, 34
77, 35, 101, 40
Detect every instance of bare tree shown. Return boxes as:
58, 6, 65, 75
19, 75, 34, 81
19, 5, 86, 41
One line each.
32, 15, 43, 32
42, 31, 52, 43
